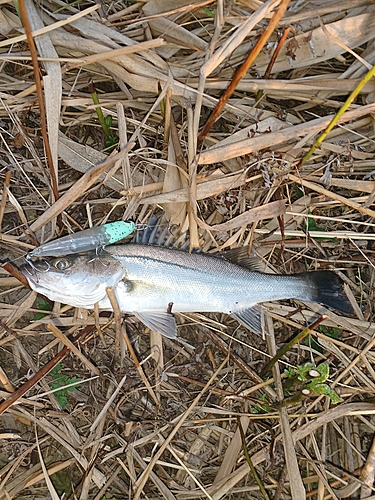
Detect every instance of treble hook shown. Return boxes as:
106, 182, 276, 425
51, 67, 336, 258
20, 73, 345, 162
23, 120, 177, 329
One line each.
25, 253, 51, 272
87, 246, 109, 267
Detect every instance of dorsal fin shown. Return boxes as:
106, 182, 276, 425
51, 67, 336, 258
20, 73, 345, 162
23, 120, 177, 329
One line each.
132, 215, 261, 270
132, 214, 190, 248
215, 248, 262, 271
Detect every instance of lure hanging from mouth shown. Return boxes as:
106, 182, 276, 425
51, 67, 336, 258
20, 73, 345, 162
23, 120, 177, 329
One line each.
28, 221, 136, 258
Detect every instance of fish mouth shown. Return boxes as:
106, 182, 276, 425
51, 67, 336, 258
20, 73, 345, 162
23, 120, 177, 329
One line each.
20, 263, 38, 284
21, 260, 50, 284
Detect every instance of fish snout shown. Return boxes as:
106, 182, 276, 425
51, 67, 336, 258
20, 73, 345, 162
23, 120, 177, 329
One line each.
24, 256, 50, 272
20, 263, 38, 284
21, 258, 50, 284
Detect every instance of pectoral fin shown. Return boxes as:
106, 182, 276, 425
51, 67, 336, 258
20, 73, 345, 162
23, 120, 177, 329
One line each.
133, 311, 177, 338
119, 279, 133, 293
231, 305, 265, 334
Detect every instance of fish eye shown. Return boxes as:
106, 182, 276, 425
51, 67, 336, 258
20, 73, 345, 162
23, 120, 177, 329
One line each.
53, 258, 71, 271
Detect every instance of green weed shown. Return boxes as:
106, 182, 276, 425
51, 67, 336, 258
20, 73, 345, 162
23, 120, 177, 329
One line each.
50, 362, 81, 408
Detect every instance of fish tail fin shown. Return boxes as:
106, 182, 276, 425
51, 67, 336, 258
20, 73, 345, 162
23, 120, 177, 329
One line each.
301, 271, 353, 314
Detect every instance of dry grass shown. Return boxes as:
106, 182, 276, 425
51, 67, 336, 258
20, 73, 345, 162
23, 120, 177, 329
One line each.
0, 0, 375, 498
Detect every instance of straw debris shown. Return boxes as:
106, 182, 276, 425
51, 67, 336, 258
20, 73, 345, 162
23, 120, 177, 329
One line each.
0, 1, 375, 498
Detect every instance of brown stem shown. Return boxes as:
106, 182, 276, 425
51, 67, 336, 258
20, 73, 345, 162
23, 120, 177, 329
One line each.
18, 0, 59, 204
1, 262, 30, 288
198, 0, 291, 143
255, 27, 291, 104
0, 171, 11, 229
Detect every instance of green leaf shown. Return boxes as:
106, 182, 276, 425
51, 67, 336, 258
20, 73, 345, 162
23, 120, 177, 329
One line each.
284, 367, 294, 378
304, 325, 341, 352
202, 6, 215, 17
50, 363, 81, 409
33, 297, 52, 320
311, 384, 341, 404
104, 136, 118, 151
305, 212, 324, 232
316, 361, 329, 381
296, 362, 314, 382
282, 362, 340, 404
13, 0, 21, 19
303, 211, 336, 241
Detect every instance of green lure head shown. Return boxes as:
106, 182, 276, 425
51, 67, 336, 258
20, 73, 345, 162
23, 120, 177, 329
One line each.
104, 221, 136, 244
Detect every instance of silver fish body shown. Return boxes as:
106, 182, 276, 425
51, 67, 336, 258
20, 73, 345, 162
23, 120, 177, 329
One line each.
21, 244, 352, 338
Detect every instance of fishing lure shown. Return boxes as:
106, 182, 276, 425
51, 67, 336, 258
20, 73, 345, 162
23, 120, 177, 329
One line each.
28, 221, 136, 258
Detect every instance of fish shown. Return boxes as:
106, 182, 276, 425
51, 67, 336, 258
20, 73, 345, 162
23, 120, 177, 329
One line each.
20, 244, 353, 339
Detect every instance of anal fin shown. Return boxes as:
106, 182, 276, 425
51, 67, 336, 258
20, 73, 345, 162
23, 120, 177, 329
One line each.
133, 311, 177, 338
231, 304, 266, 334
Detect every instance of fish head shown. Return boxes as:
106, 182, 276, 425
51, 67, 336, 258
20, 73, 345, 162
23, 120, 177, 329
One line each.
21, 252, 126, 308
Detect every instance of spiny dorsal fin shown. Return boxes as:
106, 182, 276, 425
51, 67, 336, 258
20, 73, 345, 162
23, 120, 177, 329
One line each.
132, 215, 262, 270
132, 214, 189, 248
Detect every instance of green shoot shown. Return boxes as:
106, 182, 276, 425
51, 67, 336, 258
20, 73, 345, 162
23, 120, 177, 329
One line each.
277, 362, 341, 408
34, 297, 52, 320
237, 417, 271, 500
301, 63, 375, 166
88, 80, 118, 150
262, 315, 327, 375
202, 6, 215, 17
